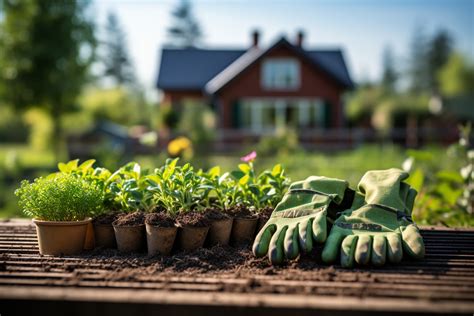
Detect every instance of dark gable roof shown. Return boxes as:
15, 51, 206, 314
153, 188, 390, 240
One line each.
157, 38, 353, 93
157, 48, 245, 90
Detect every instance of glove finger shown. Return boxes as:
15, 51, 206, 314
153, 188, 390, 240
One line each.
354, 235, 372, 265
371, 235, 387, 266
252, 224, 276, 258
284, 225, 299, 260
311, 211, 327, 243
268, 226, 288, 265
402, 224, 425, 259
298, 219, 313, 253
321, 229, 344, 263
341, 235, 358, 268
386, 233, 403, 263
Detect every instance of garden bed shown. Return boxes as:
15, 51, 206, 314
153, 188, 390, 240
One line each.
0, 220, 474, 315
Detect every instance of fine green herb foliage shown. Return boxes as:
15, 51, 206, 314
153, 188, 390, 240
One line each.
15, 173, 104, 221
56, 159, 115, 212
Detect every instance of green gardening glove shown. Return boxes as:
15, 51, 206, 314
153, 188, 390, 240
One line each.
322, 168, 425, 268
253, 176, 351, 264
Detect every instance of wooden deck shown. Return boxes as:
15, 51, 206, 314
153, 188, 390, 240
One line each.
0, 220, 473, 315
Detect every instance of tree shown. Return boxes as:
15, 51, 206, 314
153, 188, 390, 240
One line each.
381, 46, 398, 93
427, 29, 453, 93
103, 11, 135, 86
438, 53, 474, 97
408, 26, 429, 93
0, 0, 96, 158
167, 0, 202, 47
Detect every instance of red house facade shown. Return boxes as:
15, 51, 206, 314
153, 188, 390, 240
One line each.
157, 32, 353, 145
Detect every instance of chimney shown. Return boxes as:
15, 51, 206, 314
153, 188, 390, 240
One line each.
251, 30, 260, 48
296, 30, 304, 47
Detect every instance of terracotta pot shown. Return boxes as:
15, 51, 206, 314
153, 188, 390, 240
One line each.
93, 224, 116, 248
83, 221, 95, 250
231, 217, 258, 246
177, 226, 209, 251
146, 224, 177, 256
113, 224, 145, 253
33, 218, 91, 255
207, 218, 233, 246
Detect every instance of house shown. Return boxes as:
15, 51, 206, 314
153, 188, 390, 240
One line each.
156, 31, 353, 147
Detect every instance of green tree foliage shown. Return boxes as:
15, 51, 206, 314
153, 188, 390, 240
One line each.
102, 11, 135, 86
438, 53, 474, 97
0, 0, 96, 157
426, 29, 452, 92
167, 0, 202, 47
381, 46, 398, 93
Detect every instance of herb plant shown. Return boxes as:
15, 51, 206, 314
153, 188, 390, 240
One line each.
15, 173, 104, 221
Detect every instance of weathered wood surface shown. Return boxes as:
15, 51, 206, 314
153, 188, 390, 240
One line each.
0, 220, 473, 315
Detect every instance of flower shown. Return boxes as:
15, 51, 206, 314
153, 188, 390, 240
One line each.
168, 136, 193, 158
241, 151, 257, 163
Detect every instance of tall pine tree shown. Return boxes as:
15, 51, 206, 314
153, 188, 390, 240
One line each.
103, 12, 135, 86
427, 29, 452, 93
167, 0, 202, 47
381, 46, 398, 93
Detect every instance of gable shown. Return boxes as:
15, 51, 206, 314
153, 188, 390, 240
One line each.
212, 44, 347, 100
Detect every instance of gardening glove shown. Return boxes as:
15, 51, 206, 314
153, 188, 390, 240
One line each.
253, 176, 353, 265
321, 168, 425, 268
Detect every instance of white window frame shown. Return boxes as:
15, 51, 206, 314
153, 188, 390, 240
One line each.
261, 58, 301, 90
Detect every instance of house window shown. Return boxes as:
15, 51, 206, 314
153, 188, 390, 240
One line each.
262, 58, 300, 90
239, 99, 326, 132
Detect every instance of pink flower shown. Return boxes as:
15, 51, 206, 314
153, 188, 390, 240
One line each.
241, 151, 257, 163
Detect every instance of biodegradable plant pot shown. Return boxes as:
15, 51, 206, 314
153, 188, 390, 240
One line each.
207, 218, 233, 246
83, 221, 95, 250
231, 217, 258, 246
33, 218, 91, 255
93, 224, 116, 248
146, 224, 178, 256
177, 226, 210, 251
113, 224, 145, 253
256, 207, 274, 234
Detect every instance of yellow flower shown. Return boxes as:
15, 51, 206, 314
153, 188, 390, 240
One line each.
168, 136, 193, 158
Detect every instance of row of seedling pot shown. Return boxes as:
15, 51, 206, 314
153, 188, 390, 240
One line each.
15, 154, 290, 256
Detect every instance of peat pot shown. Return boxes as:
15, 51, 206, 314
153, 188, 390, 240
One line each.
207, 218, 233, 246
83, 221, 95, 250
113, 223, 145, 253
146, 224, 178, 256
231, 217, 258, 246
93, 224, 116, 248
177, 226, 209, 251
33, 218, 91, 256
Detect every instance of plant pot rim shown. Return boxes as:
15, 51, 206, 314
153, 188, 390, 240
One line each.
33, 218, 92, 226
112, 222, 145, 228
145, 223, 177, 229
233, 216, 258, 221
178, 224, 210, 229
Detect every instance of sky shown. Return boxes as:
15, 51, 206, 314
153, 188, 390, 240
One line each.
92, 0, 474, 99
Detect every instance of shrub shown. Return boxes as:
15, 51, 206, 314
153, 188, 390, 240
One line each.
15, 173, 104, 221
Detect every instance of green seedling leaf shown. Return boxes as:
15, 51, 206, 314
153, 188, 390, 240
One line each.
208, 166, 221, 178
79, 159, 96, 171
271, 164, 282, 176
230, 170, 245, 180
66, 159, 79, 171
239, 174, 250, 185
238, 163, 251, 173
58, 162, 68, 173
